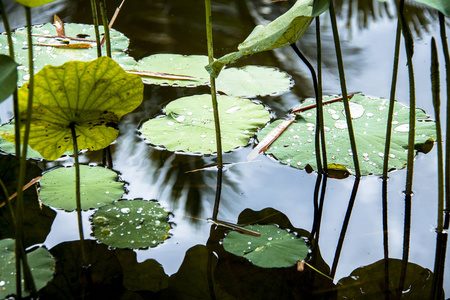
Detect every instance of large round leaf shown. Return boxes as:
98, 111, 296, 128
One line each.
222, 224, 309, 268
257, 94, 436, 175
216, 66, 293, 98
0, 120, 44, 159
0, 56, 143, 160
0, 54, 18, 103
0, 23, 135, 87
91, 199, 171, 249
39, 165, 125, 211
0, 238, 55, 298
140, 94, 270, 154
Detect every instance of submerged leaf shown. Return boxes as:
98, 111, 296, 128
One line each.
92, 199, 171, 249
140, 94, 270, 154
0, 56, 143, 160
39, 165, 125, 211
256, 94, 436, 176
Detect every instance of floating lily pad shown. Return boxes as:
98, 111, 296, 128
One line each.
39, 165, 125, 211
0, 54, 18, 103
216, 66, 293, 98
0, 23, 135, 86
0, 238, 55, 298
91, 199, 171, 249
257, 94, 436, 176
132, 54, 210, 87
0, 120, 44, 159
222, 224, 309, 268
0, 56, 143, 160
140, 94, 270, 154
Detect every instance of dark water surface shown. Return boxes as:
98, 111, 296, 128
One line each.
1, 0, 449, 297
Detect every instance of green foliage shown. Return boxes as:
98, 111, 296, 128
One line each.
140, 94, 270, 154
408, 0, 449, 16
0, 55, 18, 103
0, 238, 55, 298
0, 56, 143, 160
13, 0, 57, 7
39, 165, 125, 211
257, 94, 436, 175
91, 199, 171, 249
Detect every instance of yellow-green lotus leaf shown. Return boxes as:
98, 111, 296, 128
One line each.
1, 56, 143, 160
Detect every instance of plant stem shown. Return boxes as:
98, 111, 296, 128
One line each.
328, 1, 361, 178
98, 0, 111, 58
89, 0, 102, 57
70, 123, 88, 266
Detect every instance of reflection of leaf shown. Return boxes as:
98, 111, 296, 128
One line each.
0, 55, 18, 103
0, 56, 143, 160
91, 199, 171, 249
337, 259, 438, 299
216, 66, 292, 98
140, 94, 270, 154
206, 0, 315, 77
257, 94, 436, 175
223, 224, 308, 268
39, 165, 125, 211
0, 239, 55, 298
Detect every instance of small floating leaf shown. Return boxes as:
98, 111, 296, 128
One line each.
222, 224, 309, 268
140, 94, 270, 154
39, 165, 125, 211
256, 94, 436, 176
0, 238, 55, 298
91, 199, 170, 249
0, 55, 18, 103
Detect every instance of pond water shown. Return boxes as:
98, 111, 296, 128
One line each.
0, 0, 449, 298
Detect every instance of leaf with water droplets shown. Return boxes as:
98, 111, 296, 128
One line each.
139, 94, 270, 154
91, 199, 171, 249
0, 238, 55, 298
222, 224, 308, 268
255, 94, 436, 176
39, 165, 125, 211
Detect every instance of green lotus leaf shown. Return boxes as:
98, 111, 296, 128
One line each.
206, 0, 314, 77
0, 56, 143, 160
13, 0, 57, 7
409, 0, 449, 16
140, 94, 270, 154
0, 120, 44, 159
216, 66, 292, 98
256, 94, 436, 176
132, 54, 210, 87
0, 23, 136, 86
39, 165, 125, 211
337, 259, 438, 298
91, 199, 171, 249
222, 224, 309, 268
0, 55, 18, 103
0, 238, 55, 298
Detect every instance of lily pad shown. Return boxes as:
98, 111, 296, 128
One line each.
0, 23, 136, 86
39, 165, 125, 211
140, 94, 270, 154
132, 54, 210, 87
222, 224, 309, 268
0, 238, 55, 298
216, 66, 293, 98
257, 94, 436, 176
0, 54, 18, 103
0, 56, 143, 161
0, 120, 44, 159
91, 199, 171, 249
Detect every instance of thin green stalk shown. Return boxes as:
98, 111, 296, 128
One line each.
0, 179, 16, 227
89, 0, 102, 57
98, 0, 111, 58
204, 0, 223, 169
329, 1, 361, 178
70, 123, 88, 266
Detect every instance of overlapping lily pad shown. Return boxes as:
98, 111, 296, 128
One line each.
140, 94, 271, 154
0, 120, 44, 159
256, 94, 436, 176
91, 199, 171, 249
0, 23, 135, 86
39, 165, 125, 211
0, 238, 55, 298
222, 224, 309, 268
0, 54, 18, 103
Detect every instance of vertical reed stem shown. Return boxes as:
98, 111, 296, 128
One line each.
99, 0, 111, 58
90, 0, 102, 57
